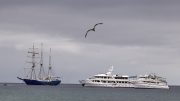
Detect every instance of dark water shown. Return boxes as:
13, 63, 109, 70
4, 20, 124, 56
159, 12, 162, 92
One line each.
0, 83, 179, 101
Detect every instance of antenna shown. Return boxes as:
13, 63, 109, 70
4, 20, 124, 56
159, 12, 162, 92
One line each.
106, 65, 114, 75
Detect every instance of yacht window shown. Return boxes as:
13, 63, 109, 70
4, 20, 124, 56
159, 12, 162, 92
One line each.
102, 80, 106, 83
108, 81, 114, 83
115, 77, 128, 79
95, 80, 100, 82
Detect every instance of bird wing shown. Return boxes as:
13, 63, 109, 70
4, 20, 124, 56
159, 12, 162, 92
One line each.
85, 29, 93, 38
94, 23, 103, 29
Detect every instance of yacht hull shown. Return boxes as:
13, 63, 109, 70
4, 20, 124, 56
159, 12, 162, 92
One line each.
79, 80, 134, 88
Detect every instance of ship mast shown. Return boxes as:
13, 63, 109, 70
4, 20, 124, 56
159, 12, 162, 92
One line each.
38, 43, 45, 80
48, 48, 52, 80
28, 44, 39, 80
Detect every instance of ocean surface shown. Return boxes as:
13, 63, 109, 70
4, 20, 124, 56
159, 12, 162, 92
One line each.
0, 83, 179, 101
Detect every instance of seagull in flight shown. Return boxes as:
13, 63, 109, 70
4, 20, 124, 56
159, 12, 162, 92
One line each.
85, 23, 103, 38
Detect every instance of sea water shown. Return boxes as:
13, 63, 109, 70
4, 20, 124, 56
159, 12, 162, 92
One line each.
0, 83, 179, 101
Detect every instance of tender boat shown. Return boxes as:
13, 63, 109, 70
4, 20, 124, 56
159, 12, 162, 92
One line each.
133, 74, 169, 89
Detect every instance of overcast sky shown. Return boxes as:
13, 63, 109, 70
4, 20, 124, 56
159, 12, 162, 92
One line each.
0, 0, 180, 85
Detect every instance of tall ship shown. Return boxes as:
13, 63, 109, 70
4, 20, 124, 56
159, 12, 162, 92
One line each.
79, 66, 135, 88
17, 44, 61, 85
133, 74, 169, 89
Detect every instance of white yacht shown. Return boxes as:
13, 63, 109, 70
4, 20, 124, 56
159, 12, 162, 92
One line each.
133, 74, 169, 89
79, 66, 135, 88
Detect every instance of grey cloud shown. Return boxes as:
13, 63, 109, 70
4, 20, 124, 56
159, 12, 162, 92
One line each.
1, 0, 180, 47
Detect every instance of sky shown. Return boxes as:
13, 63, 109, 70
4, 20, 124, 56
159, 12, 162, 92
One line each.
0, 0, 180, 85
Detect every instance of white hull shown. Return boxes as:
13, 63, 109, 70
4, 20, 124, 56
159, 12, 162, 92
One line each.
134, 82, 169, 89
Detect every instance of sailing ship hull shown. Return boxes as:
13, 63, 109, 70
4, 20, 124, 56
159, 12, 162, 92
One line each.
17, 77, 61, 86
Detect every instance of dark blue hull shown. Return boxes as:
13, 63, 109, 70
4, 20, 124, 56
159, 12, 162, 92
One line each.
17, 77, 61, 86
